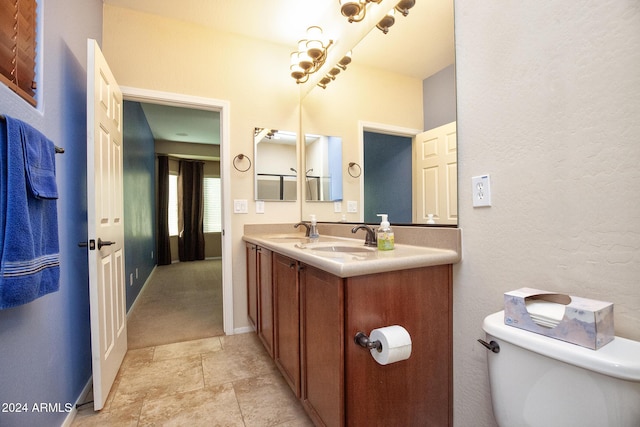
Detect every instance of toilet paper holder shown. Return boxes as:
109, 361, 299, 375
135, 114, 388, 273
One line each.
355, 331, 382, 352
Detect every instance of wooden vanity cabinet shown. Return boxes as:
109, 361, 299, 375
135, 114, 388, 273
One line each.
246, 243, 274, 357
300, 265, 344, 427
249, 245, 453, 426
245, 243, 258, 329
273, 253, 301, 396
257, 246, 274, 356
345, 264, 453, 426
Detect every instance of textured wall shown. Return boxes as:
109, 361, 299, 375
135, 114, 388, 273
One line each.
0, 1, 103, 426
123, 101, 157, 309
454, 1, 640, 426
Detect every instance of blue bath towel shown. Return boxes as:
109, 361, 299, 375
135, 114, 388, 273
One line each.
0, 116, 60, 310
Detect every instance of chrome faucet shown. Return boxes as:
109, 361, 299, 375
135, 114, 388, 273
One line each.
294, 222, 311, 237
351, 224, 377, 247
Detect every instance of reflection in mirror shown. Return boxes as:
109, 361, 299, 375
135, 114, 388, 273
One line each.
254, 128, 297, 201
363, 131, 412, 223
300, 0, 456, 225
305, 134, 343, 201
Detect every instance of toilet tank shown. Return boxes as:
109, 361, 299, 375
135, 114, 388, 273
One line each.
483, 311, 640, 427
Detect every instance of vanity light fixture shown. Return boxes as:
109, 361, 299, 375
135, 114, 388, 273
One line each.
290, 26, 334, 84
395, 0, 416, 16
317, 51, 353, 89
376, 9, 395, 34
339, 0, 382, 23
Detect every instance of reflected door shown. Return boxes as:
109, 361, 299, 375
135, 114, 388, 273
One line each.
414, 121, 457, 225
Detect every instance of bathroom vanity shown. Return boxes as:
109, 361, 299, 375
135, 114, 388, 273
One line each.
244, 224, 461, 426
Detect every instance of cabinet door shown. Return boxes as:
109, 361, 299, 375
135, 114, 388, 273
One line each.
273, 253, 301, 397
300, 265, 344, 427
246, 243, 258, 329
345, 265, 453, 426
257, 247, 274, 357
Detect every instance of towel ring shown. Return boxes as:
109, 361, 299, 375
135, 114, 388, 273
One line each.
348, 162, 361, 178
233, 154, 252, 172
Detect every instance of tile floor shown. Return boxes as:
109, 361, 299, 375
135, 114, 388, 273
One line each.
72, 333, 314, 426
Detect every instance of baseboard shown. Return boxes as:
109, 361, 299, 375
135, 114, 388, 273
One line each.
127, 265, 157, 318
233, 326, 254, 335
61, 376, 93, 427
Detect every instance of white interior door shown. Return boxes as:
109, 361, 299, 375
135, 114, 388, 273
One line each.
414, 121, 457, 225
86, 38, 127, 410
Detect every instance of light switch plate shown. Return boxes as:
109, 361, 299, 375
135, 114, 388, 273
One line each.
334, 201, 342, 213
234, 199, 248, 213
472, 175, 492, 207
256, 200, 265, 214
347, 201, 358, 213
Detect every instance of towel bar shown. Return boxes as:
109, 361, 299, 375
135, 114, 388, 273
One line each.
0, 114, 64, 153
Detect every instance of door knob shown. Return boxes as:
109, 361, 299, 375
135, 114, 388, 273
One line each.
98, 238, 115, 250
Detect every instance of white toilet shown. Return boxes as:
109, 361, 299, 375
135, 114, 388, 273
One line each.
482, 311, 640, 427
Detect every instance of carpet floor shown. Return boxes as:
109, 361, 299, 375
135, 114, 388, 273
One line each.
126, 259, 224, 349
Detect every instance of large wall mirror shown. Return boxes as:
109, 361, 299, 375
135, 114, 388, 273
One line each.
254, 127, 297, 201
300, 0, 456, 225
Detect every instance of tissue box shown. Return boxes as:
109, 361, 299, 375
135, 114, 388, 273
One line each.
503, 287, 614, 350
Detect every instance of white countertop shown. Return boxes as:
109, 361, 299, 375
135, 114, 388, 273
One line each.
243, 233, 460, 278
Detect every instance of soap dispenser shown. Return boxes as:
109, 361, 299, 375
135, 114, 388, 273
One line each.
309, 214, 320, 240
376, 214, 394, 251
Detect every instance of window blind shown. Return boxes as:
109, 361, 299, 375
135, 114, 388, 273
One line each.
0, 0, 37, 106
168, 174, 178, 236
203, 177, 222, 233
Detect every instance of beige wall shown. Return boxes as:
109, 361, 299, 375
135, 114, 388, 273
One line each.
454, 1, 640, 426
103, 4, 423, 331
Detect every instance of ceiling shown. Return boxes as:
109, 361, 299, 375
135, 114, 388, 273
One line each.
109, 0, 454, 145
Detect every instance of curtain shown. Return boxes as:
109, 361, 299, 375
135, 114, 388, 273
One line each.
156, 156, 172, 265
178, 160, 205, 261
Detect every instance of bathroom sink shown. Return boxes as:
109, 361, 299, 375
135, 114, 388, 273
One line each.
311, 246, 375, 253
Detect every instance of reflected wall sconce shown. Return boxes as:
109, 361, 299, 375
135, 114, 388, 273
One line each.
376, 9, 395, 34
339, 0, 382, 23
290, 26, 334, 84
317, 51, 352, 89
377, 0, 416, 34
395, 0, 416, 16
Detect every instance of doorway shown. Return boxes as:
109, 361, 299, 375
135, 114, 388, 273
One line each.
358, 121, 422, 224
121, 86, 233, 336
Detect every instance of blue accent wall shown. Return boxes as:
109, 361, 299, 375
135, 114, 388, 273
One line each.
363, 132, 412, 223
0, 1, 103, 426
123, 101, 157, 310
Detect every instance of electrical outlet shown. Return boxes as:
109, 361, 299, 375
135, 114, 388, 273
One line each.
472, 175, 492, 207
334, 201, 342, 213
256, 200, 265, 214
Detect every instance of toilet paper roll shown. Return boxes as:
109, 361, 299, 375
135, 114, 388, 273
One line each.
369, 325, 412, 365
